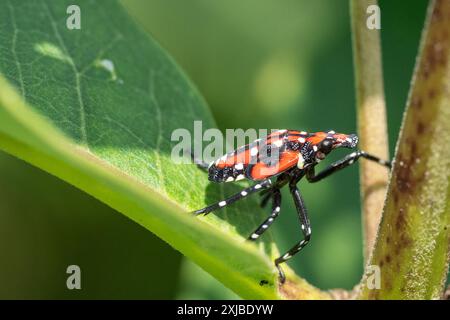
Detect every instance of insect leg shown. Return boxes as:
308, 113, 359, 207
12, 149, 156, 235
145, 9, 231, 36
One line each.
192, 179, 272, 216
274, 181, 311, 284
248, 188, 281, 241
259, 175, 289, 208
360, 151, 391, 168
259, 191, 273, 208
306, 150, 391, 183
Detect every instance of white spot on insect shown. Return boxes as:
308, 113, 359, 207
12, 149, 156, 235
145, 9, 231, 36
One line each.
308, 227, 311, 234
346, 137, 353, 143
235, 163, 244, 170
282, 253, 291, 260
273, 139, 283, 147
300, 131, 307, 135
268, 218, 274, 222
262, 224, 268, 229
226, 176, 235, 182
219, 201, 227, 207
236, 174, 245, 181
297, 154, 305, 169
313, 146, 318, 152
348, 160, 354, 165
278, 129, 287, 134
301, 224, 305, 230
350, 152, 357, 157
254, 184, 262, 190
250, 147, 259, 156
328, 130, 336, 134
298, 137, 306, 143
251, 233, 259, 239
275, 207, 281, 213
241, 190, 248, 196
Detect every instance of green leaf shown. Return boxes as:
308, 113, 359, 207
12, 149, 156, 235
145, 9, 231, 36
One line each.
0, 0, 283, 299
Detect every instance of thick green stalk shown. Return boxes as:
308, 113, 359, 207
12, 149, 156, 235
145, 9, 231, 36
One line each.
351, 0, 390, 262
359, 0, 450, 299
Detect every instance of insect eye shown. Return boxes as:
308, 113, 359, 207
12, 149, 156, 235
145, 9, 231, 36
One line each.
320, 139, 333, 154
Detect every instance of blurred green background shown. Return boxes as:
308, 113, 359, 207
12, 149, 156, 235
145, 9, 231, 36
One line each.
0, 0, 432, 299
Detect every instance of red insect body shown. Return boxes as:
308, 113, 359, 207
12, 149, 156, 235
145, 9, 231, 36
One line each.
208, 130, 358, 183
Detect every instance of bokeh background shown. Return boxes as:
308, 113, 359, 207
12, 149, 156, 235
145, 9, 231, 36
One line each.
0, 0, 437, 299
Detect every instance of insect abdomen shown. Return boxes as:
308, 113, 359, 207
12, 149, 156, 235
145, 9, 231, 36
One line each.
208, 163, 247, 183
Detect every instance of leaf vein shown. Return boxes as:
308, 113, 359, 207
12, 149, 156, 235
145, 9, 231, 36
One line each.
42, 1, 88, 147
7, 1, 25, 97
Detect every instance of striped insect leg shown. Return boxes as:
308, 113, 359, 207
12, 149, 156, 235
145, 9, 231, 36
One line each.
248, 189, 281, 241
192, 180, 272, 216
274, 182, 312, 283
306, 150, 391, 183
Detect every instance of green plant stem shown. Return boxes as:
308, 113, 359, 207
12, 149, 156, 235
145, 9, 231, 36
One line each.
358, 0, 450, 299
350, 0, 390, 262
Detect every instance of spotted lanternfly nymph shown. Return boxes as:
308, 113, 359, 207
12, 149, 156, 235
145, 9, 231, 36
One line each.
192, 129, 391, 283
